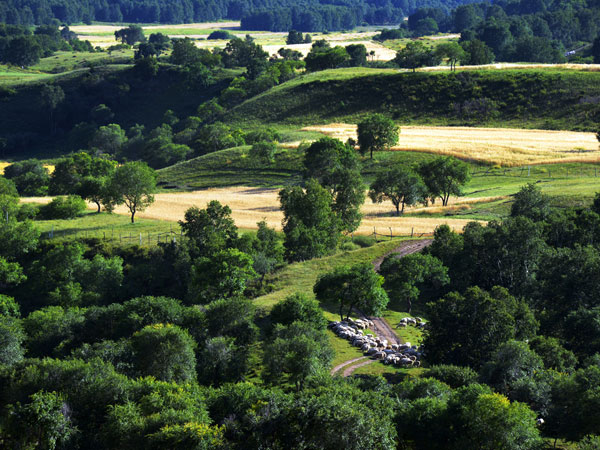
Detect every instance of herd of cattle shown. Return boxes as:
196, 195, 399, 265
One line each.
328, 317, 425, 368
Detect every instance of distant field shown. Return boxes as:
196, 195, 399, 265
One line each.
22, 187, 481, 236
298, 123, 600, 166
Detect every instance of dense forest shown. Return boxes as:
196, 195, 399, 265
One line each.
2, 0, 476, 30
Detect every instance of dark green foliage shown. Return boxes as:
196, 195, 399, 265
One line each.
480, 340, 544, 396
424, 286, 538, 368
189, 248, 256, 303
4, 159, 49, 196
249, 140, 277, 164
303, 137, 365, 232
270, 293, 327, 330
511, 183, 550, 221
545, 365, 600, 441
380, 252, 449, 313
279, 179, 341, 261
0, 316, 24, 366
262, 321, 333, 390
106, 161, 156, 223
38, 195, 87, 219
131, 323, 197, 383
221, 36, 269, 79
197, 336, 246, 386
357, 113, 398, 159
204, 296, 258, 347
305, 41, 350, 71
208, 30, 235, 40
2, 390, 77, 449
418, 157, 470, 206
461, 39, 495, 65
529, 335, 577, 372
114, 25, 145, 45
369, 165, 426, 215
427, 364, 479, 388
314, 262, 389, 321
394, 41, 441, 72
179, 200, 239, 258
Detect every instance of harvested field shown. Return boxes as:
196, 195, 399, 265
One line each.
296, 124, 600, 166
22, 187, 485, 235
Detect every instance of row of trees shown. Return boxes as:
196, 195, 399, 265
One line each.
0, 23, 94, 67
0, 0, 473, 30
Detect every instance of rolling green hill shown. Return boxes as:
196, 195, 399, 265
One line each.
225, 67, 600, 131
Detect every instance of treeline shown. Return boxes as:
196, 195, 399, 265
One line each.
0, 23, 94, 67
1, 0, 475, 31
389, 0, 600, 62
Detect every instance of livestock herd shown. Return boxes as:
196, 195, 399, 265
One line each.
328, 317, 424, 368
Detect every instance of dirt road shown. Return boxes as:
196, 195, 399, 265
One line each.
333, 239, 432, 376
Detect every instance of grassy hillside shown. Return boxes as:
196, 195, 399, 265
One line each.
225, 68, 600, 131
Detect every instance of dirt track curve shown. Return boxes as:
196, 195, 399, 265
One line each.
333, 239, 432, 377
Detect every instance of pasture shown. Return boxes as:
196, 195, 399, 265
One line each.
299, 123, 600, 166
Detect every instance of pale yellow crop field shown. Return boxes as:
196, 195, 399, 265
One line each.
23, 187, 486, 235
295, 124, 600, 166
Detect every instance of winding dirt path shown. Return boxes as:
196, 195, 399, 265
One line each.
332, 239, 432, 377
343, 358, 377, 376
373, 239, 433, 271
330, 356, 369, 376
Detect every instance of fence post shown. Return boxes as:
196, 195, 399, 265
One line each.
411, 227, 414, 238
389, 227, 392, 240
139, 233, 142, 246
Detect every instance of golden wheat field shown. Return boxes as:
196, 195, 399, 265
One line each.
295, 124, 600, 166
22, 187, 491, 235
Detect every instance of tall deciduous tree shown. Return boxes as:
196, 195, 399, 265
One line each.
262, 321, 333, 391
418, 157, 470, 206
394, 41, 440, 72
179, 201, 239, 258
114, 25, 145, 45
279, 179, 341, 262
435, 42, 466, 70
357, 114, 399, 159
369, 165, 426, 215
380, 252, 449, 313
314, 262, 389, 321
303, 137, 365, 232
107, 161, 156, 223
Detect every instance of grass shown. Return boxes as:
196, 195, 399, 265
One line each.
33, 211, 182, 245
225, 68, 600, 131
254, 238, 408, 310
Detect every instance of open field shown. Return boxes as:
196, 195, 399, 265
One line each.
298, 123, 600, 166
21, 187, 480, 235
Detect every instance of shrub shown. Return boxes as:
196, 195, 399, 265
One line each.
427, 364, 479, 388
17, 203, 39, 221
39, 195, 87, 219
207, 30, 235, 40
340, 241, 360, 251
352, 235, 376, 247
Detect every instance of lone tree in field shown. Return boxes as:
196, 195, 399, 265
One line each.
357, 114, 399, 159
369, 166, 426, 215
108, 161, 156, 223
418, 157, 470, 206
114, 25, 146, 45
314, 262, 389, 321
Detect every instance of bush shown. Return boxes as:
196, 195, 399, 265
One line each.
427, 364, 479, 388
39, 195, 87, 219
352, 235, 376, 247
17, 203, 39, 221
340, 241, 360, 251
207, 30, 235, 40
